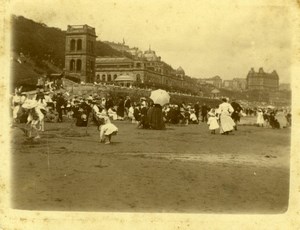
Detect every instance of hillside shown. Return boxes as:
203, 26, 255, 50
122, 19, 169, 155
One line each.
11, 15, 131, 89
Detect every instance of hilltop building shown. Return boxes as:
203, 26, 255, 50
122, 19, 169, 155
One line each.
246, 67, 279, 90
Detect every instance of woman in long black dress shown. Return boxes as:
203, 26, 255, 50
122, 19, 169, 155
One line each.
116, 96, 125, 120
147, 103, 165, 130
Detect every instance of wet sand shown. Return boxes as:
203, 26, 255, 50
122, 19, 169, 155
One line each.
10, 118, 290, 213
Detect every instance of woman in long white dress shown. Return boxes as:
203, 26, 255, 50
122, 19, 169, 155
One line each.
256, 109, 264, 127
22, 100, 43, 138
36, 96, 47, 132
218, 98, 235, 135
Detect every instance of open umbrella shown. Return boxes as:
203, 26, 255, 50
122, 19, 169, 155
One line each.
150, 89, 170, 106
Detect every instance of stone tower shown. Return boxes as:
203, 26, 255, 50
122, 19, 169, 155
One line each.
65, 25, 97, 83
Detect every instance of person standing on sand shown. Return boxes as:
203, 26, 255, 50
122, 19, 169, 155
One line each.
218, 98, 235, 135
55, 92, 66, 122
231, 98, 243, 130
201, 103, 209, 123
124, 96, 131, 119
207, 108, 219, 134
194, 102, 200, 122
256, 109, 264, 127
117, 96, 125, 120
105, 94, 114, 110
147, 103, 165, 130
133, 103, 142, 123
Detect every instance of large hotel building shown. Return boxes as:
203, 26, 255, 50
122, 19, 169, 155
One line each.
246, 67, 279, 91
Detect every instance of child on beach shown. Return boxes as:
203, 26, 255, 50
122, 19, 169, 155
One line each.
128, 104, 135, 123
98, 116, 118, 144
207, 108, 219, 134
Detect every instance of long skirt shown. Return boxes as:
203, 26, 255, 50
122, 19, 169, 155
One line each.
219, 114, 235, 133
117, 106, 125, 118
256, 114, 264, 125
207, 117, 219, 130
147, 105, 165, 130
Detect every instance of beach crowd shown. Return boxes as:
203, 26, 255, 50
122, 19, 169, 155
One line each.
10, 84, 292, 143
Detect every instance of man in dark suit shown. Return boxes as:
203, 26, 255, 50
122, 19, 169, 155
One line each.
55, 93, 66, 122
124, 96, 131, 119
105, 94, 114, 110
231, 98, 243, 130
201, 103, 209, 122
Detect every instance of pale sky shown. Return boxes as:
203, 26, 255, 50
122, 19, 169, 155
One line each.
9, 0, 296, 83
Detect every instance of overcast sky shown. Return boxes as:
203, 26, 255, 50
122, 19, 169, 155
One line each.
10, 0, 295, 83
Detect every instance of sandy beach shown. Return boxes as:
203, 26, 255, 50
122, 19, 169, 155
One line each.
10, 118, 290, 213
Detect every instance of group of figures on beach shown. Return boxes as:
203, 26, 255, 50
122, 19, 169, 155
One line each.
11, 84, 291, 143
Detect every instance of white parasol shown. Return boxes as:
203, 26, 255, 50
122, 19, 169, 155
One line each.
150, 89, 170, 106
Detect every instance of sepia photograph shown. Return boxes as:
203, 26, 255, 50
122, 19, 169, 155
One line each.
1, 0, 300, 229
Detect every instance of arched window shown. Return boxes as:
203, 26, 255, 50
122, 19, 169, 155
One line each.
96, 74, 100, 80
77, 39, 82, 50
113, 74, 117, 80
70, 59, 75, 71
70, 39, 76, 51
107, 74, 112, 82
76, 59, 82, 71
102, 75, 106, 81
136, 74, 141, 82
